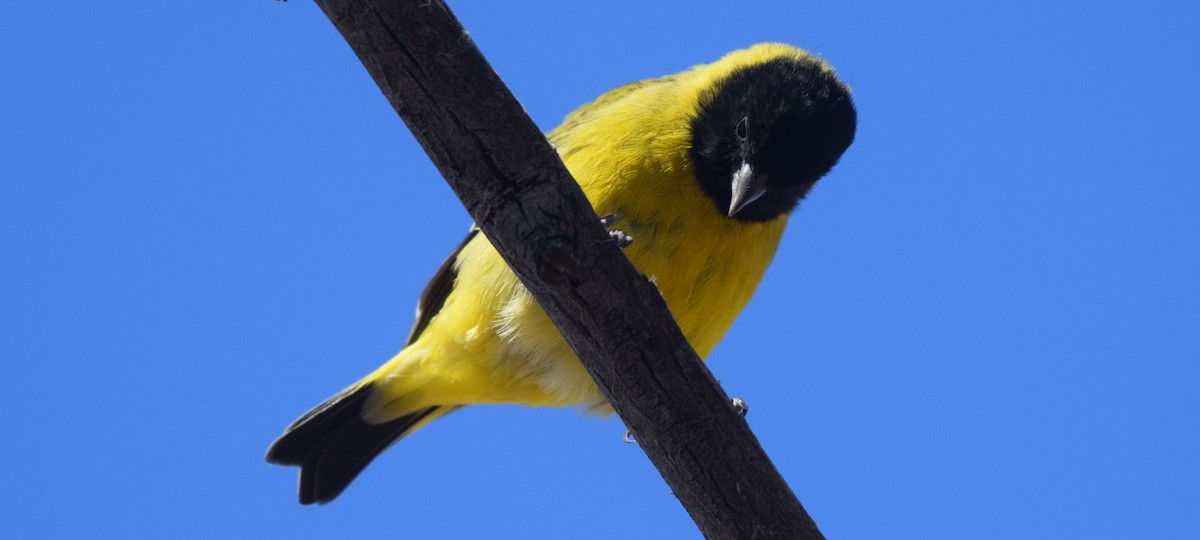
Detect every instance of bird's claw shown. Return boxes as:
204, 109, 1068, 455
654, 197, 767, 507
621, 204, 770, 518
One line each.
600, 213, 633, 249
623, 429, 637, 444
731, 397, 749, 417
609, 230, 634, 249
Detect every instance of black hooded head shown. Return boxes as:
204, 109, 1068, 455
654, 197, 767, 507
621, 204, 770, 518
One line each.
690, 56, 857, 222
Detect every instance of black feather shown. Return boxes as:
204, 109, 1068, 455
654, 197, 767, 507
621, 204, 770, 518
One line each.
266, 384, 443, 504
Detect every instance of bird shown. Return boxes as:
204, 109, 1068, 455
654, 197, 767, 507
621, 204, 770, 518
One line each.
266, 43, 857, 504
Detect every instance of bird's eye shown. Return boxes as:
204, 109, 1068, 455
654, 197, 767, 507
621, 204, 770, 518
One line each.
735, 117, 748, 140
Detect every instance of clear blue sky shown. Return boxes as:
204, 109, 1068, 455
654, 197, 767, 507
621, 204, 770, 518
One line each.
2, 1, 1197, 539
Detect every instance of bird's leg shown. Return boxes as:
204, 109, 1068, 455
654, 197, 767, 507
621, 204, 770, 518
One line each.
599, 213, 633, 249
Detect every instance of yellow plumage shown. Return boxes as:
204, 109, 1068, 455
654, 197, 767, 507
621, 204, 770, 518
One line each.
267, 43, 856, 504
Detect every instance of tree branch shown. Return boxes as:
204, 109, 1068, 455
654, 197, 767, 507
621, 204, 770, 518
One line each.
309, 1, 824, 537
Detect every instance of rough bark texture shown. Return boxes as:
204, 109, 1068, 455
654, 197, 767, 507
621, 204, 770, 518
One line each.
309, 1, 825, 538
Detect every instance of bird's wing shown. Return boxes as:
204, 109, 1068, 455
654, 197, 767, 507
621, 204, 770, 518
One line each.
550, 76, 672, 142
403, 226, 480, 346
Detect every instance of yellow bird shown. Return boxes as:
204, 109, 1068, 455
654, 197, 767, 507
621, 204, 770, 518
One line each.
266, 43, 856, 504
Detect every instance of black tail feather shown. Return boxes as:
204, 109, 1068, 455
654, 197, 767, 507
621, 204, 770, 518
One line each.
266, 384, 442, 504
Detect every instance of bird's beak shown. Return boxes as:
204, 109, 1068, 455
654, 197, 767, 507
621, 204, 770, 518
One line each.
728, 161, 768, 217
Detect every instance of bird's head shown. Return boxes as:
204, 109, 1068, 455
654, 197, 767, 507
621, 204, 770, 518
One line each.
690, 49, 857, 222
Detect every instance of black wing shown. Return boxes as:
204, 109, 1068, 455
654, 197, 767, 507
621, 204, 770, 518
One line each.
403, 226, 479, 346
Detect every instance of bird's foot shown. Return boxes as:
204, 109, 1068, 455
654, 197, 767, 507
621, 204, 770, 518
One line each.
600, 213, 633, 249
609, 230, 634, 249
731, 397, 749, 417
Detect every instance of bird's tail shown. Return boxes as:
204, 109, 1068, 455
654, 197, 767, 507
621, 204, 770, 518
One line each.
265, 382, 454, 504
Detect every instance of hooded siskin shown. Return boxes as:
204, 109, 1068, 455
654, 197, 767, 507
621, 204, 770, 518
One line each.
267, 43, 857, 504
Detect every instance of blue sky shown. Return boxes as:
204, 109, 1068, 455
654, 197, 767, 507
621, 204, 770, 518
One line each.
2, 1, 1198, 538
